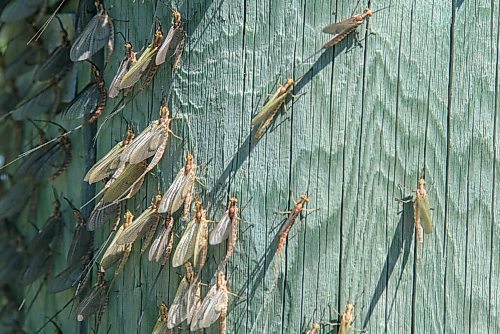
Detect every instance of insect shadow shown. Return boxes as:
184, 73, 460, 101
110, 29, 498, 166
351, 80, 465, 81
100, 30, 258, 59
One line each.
362, 193, 415, 329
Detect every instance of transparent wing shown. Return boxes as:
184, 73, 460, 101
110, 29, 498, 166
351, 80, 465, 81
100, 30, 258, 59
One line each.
59, 84, 99, 120
209, 213, 231, 245
172, 219, 198, 267
49, 261, 85, 293
86, 201, 117, 231
417, 196, 433, 234
190, 285, 225, 330
186, 280, 201, 324
36, 45, 72, 81
322, 17, 361, 34
84, 142, 125, 183
70, 12, 113, 62
101, 162, 147, 203
119, 47, 156, 89
67, 224, 92, 266
76, 283, 109, 321
0, 0, 43, 22
251, 89, 282, 125
166, 277, 190, 328
193, 219, 208, 266
11, 83, 59, 120
116, 210, 159, 245
119, 123, 162, 164
100, 226, 127, 270
158, 168, 193, 214
108, 57, 131, 98
148, 223, 172, 262
155, 26, 185, 66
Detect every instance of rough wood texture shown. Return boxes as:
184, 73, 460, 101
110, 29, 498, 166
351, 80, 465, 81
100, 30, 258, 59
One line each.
21, 0, 498, 333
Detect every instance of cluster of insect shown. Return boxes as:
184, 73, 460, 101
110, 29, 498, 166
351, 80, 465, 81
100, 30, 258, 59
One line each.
0, 1, 433, 333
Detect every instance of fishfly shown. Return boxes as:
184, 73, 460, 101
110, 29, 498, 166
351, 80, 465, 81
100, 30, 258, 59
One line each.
84, 126, 135, 184
70, 0, 114, 62
119, 26, 163, 91
75, 271, 110, 322
108, 42, 137, 98
87, 160, 147, 231
59, 63, 107, 124
190, 271, 228, 333
155, 10, 185, 70
152, 302, 172, 334
209, 198, 239, 264
167, 262, 201, 329
157, 153, 196, 220
115, 195, 162, 252
100, 210, 134, 278
277, 194, 310, 255
251, 79, 295, 139
172, 201, 208, 271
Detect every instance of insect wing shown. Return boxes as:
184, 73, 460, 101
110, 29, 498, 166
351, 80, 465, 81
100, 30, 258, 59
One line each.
155, 25, 185, 66
100, 225, 127, 270
102, 161, 147, 203
115, 209, 159, 245
87, 201, 117, 231
108, 57, 131, 98
0, 0, 43, 22
251, 89, 282, 125
70, 12, 114, 62
149, 221, 173, 262
158, 168, 194, 214
190, 284, 225, 330
0, 179, 35, 219
209, 213, 231, 245
193, 219, 208, 267
76, 282, 109, 321
49, 261, 85, 293
67, 224, 92, 266
84, 142, 125, 183
119, 47, 156, 89
172, 219, 198, 267
11, 83, 59, 120
166, 277, 190, 328
322, 17, 361, 34
36, 45, 72, 82
21, 249, 52, 285
416, 195, 432, 234
60, 83, 99, 120
28, 216, 62, 252
119, 123, 165, 164
186, 280, 201, 324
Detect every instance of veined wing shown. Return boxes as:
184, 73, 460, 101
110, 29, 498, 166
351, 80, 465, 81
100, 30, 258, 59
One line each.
108, 57, 131, 98
158, 168, 194, 214
84, 142, 125, 184
193, 219, 208, 266
186, 279, 201, 324
49, 260, 86, 293
115, 209, 159, 245
59, 83, 99, 120
119, 46, 157, 89
155, 25, 185, 66
209, 213, 231, 245
100, 225, 127, 270
70, 12, 113, 62
166, 277, 190, 328
11, 82, 59, 120
76, 282, 109, 321
102, 161, 147, 203
251, 88, 282, 125
36, 44, 72, 82
416, 195, 432, 234
322, 17, 362, 34
119, 123, 163, 164
172, 219, 199, 267
148, 221, 173, 262
190, 284, 226, 330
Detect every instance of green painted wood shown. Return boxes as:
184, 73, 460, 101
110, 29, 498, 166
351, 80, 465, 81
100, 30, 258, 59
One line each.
16, 0, 499, 333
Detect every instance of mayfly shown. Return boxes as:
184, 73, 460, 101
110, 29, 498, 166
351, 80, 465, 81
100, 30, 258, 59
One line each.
152, 302, 172, 334
35, 16, 73, 82
70, 0, 114, 62
100, 210, 134, 279
190, 271, 228, 333
86, 160, 147, 231
75, 270, 110, 322
115, 195, 162, 252
149, 215, 174, 263
397, 172, 433, 244
104, 102, 174, 206
277, 194, 310, 255
119, 26, 163, 91
59, 62, 107, 124
27, 192, 63, 253
155, 9, 185, 70
321, 8, 374, 49
325, 303, 365, 334
306, 322, 321, 334
167, 261, 201, 329
172, 201, 208, 270
157, 153, 196, 220
209, 198, 239, 264
84, 126, 135, 184
108, 42, 137, 98
48, 257, 89, 294
8, 81, 60, 120
251, 78, 295, 140
64, 197, 93, 266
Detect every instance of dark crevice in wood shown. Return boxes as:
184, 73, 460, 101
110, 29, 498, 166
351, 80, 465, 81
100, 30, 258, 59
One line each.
443, 0, 457, 332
